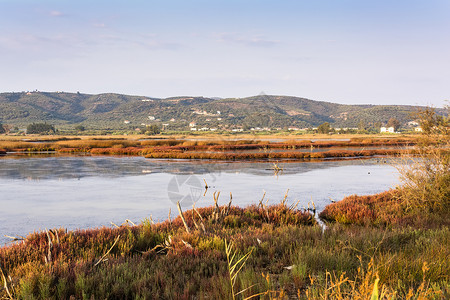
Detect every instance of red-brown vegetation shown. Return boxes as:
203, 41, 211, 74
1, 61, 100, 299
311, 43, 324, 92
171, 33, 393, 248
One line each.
319, 190, 405, 226
0, 137, 418, 159
144, 148, 408, 160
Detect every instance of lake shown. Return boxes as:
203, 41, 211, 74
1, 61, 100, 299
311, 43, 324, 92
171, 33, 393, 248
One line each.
0, 155, 400, 245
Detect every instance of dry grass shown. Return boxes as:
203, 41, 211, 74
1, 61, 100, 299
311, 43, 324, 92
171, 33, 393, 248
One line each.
0, 136, 417, 161
145, 148, 408, 161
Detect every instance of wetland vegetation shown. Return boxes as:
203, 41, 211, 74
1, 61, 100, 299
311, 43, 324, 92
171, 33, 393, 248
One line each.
0, 110, 448, 299
0, 135, 417, 161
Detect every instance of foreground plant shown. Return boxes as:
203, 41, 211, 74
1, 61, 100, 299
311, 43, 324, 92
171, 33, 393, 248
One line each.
398, 107, 449, 214
320, 107, 449, 228
225, 239, 264, 300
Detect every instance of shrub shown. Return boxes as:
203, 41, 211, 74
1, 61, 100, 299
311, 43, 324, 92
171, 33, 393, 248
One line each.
397, 107, 449, 214
27, 123, 56, 134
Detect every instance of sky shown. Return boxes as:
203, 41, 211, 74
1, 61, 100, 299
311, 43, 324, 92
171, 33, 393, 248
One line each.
0, 0, 449, 107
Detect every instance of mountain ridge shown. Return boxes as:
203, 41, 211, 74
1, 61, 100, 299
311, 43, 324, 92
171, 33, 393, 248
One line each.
0, 91, 440, 131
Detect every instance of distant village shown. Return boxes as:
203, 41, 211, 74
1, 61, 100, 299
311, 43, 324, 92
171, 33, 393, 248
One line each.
121, 106, 424, 134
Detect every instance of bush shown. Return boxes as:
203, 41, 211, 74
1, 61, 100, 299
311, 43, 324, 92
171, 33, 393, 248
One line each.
145, 124, 160, 135
397, 107, 449, 214
27, 123, 56, 134
317, 122, 331, 134
74, 125, 85, 132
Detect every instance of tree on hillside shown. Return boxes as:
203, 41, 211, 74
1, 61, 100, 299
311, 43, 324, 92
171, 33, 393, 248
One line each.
415, 107, 448, 135
75, 125, 85, 132
374, 122, 382, 131
358, 120, 367, 132
145, 124, 161, 135
317, 122, 331, 134
387, 118, 401, 131
27, 123, 56, 134
0, 123, 5, 134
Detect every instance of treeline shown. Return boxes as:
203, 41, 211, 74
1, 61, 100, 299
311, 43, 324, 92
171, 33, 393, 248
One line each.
26, 123, 56, 134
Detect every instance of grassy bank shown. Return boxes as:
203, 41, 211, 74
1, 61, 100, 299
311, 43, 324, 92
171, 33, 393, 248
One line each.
1, 193, 448, 299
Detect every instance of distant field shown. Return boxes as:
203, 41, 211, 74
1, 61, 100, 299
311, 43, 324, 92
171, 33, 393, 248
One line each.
0, 132, 416, 141
0, 133, 420, 162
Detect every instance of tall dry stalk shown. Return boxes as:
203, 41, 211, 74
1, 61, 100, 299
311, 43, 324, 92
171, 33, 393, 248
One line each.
0, 264, 15, 299
177, 201, 190, 233
225, 240, 265, 300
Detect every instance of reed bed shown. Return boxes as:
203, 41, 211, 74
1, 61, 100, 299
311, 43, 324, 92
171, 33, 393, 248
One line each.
0, 137, 418, 157
144, 149, 408, 160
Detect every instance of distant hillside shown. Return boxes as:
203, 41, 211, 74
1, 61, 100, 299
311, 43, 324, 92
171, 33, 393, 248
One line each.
0, 91, 441, 131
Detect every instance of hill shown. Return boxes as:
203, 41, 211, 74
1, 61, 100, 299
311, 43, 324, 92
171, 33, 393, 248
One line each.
0, 91, 440, 131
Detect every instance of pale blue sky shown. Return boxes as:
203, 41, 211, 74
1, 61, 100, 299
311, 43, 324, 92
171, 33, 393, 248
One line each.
0, 0, 449, 106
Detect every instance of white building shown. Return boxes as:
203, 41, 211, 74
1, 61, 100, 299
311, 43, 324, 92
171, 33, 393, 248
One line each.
380, 127, 395, 133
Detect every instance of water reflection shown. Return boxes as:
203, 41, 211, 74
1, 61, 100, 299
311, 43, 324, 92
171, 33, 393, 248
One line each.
0, 156, 399, 245
0, 155, 393, 180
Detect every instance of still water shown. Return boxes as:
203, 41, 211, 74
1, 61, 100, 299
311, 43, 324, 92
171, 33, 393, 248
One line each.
0, 156, 399, 245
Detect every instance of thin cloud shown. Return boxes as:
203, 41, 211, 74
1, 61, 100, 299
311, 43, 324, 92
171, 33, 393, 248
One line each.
49, 11, 65, 17
93, 23, 106, 28
216, 33, 280, 47
0, 34, 89, 51
98, 33, 183, 50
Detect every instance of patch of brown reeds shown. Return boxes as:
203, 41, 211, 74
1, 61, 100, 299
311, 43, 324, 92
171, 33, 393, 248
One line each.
89, 147, 145, 155
319, 190, 405, 226
54, 139, 139, 149
145, 148, 408, 161
0, 137, 418, 159
144, 138, 417, 152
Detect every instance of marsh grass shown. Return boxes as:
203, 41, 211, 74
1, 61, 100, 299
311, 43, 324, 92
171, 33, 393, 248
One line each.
0, 200, 448, 299
144, 148, 408, 161
0, 137, 417, 160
